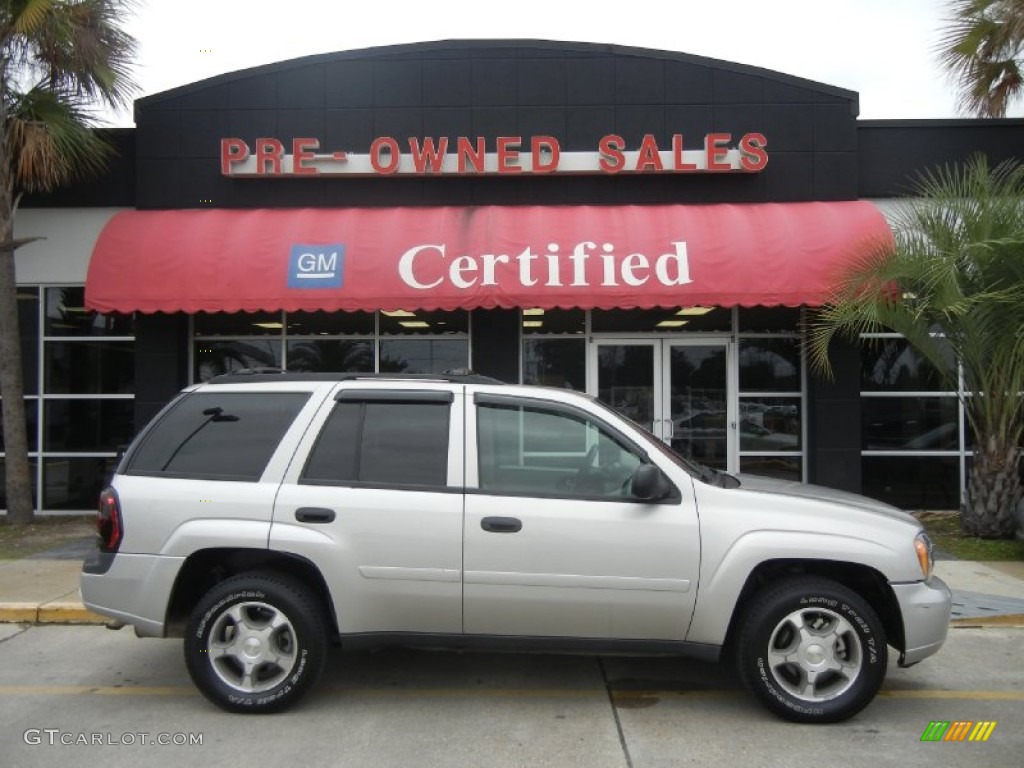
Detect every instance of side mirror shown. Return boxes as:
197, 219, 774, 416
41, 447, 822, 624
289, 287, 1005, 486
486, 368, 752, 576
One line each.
630, 463, 672, 501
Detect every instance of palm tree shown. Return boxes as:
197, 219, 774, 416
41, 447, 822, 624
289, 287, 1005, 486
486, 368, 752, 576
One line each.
938, 0, 1024, 117
1, 1, 136, 524
807, 155, 1024, 538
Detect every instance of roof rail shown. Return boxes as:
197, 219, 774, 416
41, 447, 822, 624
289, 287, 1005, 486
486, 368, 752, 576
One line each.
205, 369, 505, 385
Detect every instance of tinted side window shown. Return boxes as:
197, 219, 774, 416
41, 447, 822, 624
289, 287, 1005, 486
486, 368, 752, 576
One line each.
303, 401, 450, 488
477, 401, 642, 498
127, 392, 310, 481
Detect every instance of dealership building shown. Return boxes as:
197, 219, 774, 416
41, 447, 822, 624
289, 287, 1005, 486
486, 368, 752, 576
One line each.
6, 40, 1022, 514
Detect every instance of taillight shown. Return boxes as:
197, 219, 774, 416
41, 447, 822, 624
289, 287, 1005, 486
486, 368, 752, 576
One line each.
97, 487, 123, 552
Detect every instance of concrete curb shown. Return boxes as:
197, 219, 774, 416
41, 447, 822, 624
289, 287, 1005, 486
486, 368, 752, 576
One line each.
950, 614, 1024, 629
0, 602, 107, 625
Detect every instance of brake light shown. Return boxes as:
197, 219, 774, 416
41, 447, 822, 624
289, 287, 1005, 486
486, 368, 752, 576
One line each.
97, 488, 123, 552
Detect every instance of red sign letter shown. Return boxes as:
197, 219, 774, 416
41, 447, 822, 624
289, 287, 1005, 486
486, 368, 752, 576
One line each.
409, 137, 449, 173
739, 132, 768, 172
497, 137, 522, 174
635, 134, 664, 172
292, 138, 319, 176
220, 138, 249, 175
671, 134, 698, 171
705, 133, 732, 172
371, 137, 401, 174
255, 138, 284, 175
531, 136, 560, 173
457, 137, 486, 174
598, 135, 626, 174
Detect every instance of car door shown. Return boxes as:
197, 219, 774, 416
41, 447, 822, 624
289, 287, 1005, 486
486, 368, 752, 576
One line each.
271, 384, 465, 635
463, 391, 700, 641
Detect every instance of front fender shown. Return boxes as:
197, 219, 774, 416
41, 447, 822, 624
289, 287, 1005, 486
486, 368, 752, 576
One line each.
686, 529, 908, 645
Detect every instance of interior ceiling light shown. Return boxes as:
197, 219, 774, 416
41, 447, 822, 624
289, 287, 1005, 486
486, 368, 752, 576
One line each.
253, 322, 284, 329
523, 320, 543, 328
398, 321, 430, 328
656, 320, 689, 328
382, 310, 417, 317
676, 306, 714, 316
523, 308, 545, 316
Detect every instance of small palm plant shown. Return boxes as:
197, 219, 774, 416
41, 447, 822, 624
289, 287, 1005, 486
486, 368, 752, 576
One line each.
808, 155, 1024, 537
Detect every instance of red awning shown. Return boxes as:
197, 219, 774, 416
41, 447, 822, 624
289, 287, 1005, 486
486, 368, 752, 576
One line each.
85, 202, 892, 314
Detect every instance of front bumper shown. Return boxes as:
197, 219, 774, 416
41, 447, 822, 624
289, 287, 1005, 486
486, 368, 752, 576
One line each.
891, 576, 952, 667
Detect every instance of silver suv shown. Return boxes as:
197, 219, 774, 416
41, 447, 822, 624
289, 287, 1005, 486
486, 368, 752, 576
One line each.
81, 371, 951, 722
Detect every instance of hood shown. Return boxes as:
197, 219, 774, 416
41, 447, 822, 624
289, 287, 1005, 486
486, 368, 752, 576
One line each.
734, 474, 919, 526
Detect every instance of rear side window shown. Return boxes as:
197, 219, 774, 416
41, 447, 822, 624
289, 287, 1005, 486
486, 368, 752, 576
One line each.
302, 397, 451, 488
126, 392, 310, 481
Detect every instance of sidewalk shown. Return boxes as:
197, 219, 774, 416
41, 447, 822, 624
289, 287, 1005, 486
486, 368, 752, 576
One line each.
0, 539, 1022, 627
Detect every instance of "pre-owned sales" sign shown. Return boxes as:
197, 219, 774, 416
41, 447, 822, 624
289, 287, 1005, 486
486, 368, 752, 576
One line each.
220, 133, 768, 178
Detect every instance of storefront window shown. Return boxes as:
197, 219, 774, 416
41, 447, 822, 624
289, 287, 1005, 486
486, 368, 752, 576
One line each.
862, 397, 960, 451
286, 340, 374, 372
738, 338, 800, 392
5, 286, 137, 512
739, 397, 801, 451
861, 338, 954, 391
42, 456, 120, 511
45, 341, 135, 394
43, 400, 136, 453
740, 456, 802, 482
195, 339, 282, 381
379, 339, 468, 374
521, 308, 585, 334
19, 289, 39, 395
523, 338, 586, 390
862, 456, 961, 510
45, 287, 132, 336
738, 307, 801, 333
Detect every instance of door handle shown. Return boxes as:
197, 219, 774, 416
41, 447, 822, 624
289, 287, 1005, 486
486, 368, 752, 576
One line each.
295, 507, 336, 524
480, 516, 522, 533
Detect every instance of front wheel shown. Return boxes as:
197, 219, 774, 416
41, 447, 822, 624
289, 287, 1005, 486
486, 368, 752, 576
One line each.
736, 577, 887, 723
185, 573, 327, 713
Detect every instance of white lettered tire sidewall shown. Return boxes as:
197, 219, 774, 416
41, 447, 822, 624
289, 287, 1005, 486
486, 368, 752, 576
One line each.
185, 573, 327, 713
737, 577, 888, 724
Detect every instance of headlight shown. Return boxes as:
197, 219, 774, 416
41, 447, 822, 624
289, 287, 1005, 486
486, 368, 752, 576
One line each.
914, 531, 934, 580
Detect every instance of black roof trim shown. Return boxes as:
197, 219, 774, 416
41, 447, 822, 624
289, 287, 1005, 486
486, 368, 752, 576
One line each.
136, 38, 858, 117
858, 118, 1024, 128
205, 370, 505, 385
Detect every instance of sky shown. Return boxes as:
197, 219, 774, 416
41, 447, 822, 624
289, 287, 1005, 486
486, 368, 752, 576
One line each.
101, 0, 1014, 127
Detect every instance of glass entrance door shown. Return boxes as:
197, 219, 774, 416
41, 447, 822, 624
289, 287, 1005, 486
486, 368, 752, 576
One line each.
591, 340, 734, 471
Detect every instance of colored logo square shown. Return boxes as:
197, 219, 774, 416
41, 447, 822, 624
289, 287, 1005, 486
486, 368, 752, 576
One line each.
288, 244, 344, 289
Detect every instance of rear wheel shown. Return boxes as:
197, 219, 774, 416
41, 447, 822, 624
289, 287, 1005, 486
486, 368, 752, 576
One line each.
185, 572, 327, 713
736, 577, 887, 723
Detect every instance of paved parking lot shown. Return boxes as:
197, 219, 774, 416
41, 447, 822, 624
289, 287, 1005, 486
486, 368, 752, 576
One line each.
1, 623, 1021, 768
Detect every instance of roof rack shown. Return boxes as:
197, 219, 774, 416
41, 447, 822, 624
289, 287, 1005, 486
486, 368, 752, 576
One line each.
206, 368, 506, 385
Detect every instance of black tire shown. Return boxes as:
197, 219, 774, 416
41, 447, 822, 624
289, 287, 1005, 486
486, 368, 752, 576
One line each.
736, 577, 887, 723
184, 572, 327, 713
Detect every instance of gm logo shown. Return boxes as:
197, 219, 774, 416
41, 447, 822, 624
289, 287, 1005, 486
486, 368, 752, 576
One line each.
288, 244, 344, 289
